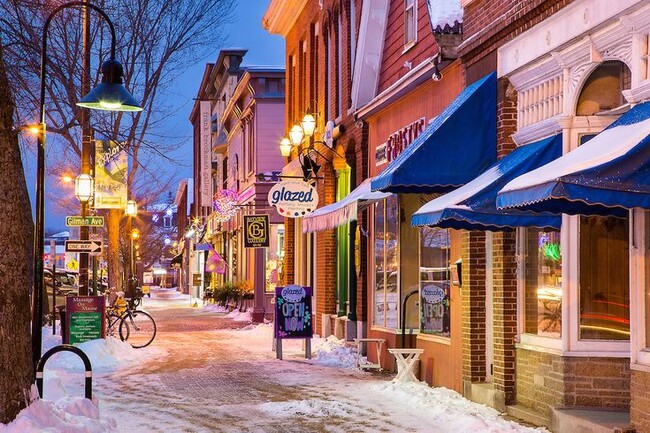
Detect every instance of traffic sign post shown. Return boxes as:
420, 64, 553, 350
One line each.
65, 240, 103, 255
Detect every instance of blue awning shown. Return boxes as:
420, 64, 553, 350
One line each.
412, 135, 562, 231
497, 101, 650, 217
371, 72, 497, 193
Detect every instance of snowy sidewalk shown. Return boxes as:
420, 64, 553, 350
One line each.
1, 299, 546, 432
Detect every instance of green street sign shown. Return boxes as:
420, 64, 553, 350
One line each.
66, 216, 105, 227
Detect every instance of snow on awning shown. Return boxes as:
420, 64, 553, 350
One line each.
412, 135, 562, 231
426, 0, 463, 33
302, 178, 392, 233
497, 101, 650, 217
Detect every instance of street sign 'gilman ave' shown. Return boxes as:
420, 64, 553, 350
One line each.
65, 216, 105, 227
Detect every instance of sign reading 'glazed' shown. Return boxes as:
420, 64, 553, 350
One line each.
268, 180, 319, 218
275, 285, 313, 339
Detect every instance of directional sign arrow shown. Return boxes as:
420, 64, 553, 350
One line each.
65, 240, 103, 254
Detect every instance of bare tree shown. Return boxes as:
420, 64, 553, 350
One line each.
1, 0, 234, 289
0, 39, 34, 424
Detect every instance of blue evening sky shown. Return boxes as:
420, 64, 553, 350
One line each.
34, 0, 285, 231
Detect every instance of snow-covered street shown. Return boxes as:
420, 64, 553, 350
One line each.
1, 298, 546, 432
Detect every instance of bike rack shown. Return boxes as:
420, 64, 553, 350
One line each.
36, 344, 93, 400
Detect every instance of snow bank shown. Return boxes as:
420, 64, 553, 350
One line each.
311, 335, 358, 369
0, 392, 117, 433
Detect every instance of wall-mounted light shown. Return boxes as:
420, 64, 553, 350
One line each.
289, 124, 304, 146
301, 112, 316, 137
279, 137, 292, 157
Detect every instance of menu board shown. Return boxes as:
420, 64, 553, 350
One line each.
274, 285, 313, 339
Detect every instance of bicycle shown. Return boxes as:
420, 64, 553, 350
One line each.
106, 291, 157, 348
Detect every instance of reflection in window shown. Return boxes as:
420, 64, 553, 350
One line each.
523, 229, 562, 337
374, 196, 399, 328
419, 227, 451, 337
579, 216, 629, 340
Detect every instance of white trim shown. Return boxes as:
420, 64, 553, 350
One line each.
351, 0, 389, 111
632, 209, 649, 366
631, 361, 650, 373
403, 0, 418, 49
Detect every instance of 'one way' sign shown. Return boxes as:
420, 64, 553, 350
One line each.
65, 240, 103, 255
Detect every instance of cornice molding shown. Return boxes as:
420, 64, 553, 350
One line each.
262, 0, 309, 36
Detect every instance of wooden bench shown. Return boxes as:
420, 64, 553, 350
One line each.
354, 338, 386, 371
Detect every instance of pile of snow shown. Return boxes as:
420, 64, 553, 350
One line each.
202, 303, 229, 313
227, 308, 253, 322
1, 328, 163, 433
0, 395, 117, 433
311, 335, 358, 369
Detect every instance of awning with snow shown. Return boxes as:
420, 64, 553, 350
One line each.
370, 72, 496, 194
302, 178, 392, 233
412, 135, 562, 231
497, 101, 650, 217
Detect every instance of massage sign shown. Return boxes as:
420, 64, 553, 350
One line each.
274, 285, 313, 359
268, 180, 319, 218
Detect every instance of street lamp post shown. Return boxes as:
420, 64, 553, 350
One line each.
125, 199, 138, 296
32, 1, 142, 374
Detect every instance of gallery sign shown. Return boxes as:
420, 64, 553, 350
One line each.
268, 180, 319, 218
244, 214, 270, 248
66, 296, 106, 344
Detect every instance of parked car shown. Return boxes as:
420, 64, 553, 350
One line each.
44, 269, 78, 296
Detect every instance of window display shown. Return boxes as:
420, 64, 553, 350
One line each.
419, 227, 451, 337
374, 196, 399, 328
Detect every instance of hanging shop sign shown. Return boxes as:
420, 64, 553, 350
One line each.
244, 214, 270, 248
375, 117, 426, 166
66, 296, 106, 344
275, 285, 313, 339
268, 180, 319, 218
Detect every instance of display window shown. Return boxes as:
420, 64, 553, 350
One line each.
522, 228, 562, 338
419, 227, 451, 337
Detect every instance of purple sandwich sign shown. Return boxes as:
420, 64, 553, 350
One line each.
274, 285, 313, 360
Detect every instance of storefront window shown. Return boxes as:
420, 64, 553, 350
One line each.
523, 228, 562, 337
579, 216, 629, 340
419, 227, 451, 337
373, 196, 399, 328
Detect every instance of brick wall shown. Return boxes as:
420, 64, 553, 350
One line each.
492, 231, 517, 404
631, 370, 650, 432
462, 231, 487, 383
460, 0, 575, 70
517, 348, 630, 421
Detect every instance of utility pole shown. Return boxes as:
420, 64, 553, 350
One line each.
79, 0, 91, 295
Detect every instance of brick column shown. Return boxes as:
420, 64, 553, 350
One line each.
462, 230, 487, 384
492, 231, 517, 404
283, 217, 295, 286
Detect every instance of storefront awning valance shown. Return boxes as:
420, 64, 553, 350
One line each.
370, 72, 497, 194
497, 101, 650, 217
412, 135, 562, 231
302, 178, 392, 233
170, 251, 183, 266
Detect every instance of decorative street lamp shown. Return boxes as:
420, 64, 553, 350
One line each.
301, 112, 317, 137
125, 199, 138, 217
32, 1, 142, 375
289, 124, 304, 146
279, 137, 292, 157
74, 173, 94, 203
130, 229, 140, 279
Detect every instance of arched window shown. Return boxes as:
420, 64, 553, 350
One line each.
576, 60, 631, 116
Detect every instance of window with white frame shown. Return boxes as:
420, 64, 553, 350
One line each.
404, 0, 417, 48
419, 226, 451, 337
521, 228, 563, 338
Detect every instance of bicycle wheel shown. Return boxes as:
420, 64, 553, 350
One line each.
107, 312, 127, 340
119, 310, 156, 348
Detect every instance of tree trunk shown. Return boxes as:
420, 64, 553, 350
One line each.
0, 39, 34, 423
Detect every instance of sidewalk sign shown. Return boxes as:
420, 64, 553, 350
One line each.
274, 285, 312, 360
65, 296, 106, 345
